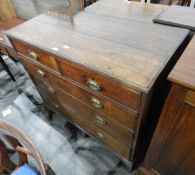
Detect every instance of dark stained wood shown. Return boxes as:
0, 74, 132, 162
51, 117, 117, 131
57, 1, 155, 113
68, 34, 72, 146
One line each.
6, 9, 189, 92
85, 0, 168, 23
13, 39, 140, 112
57, 58, 140, 112
61, 103, 130, 159
30, 68, 132, 158
20, 56, 137, 130
56, 86, 134, 147
154, 5, 195, 31
140, 36, 195, 175
11, 39, 60, 72
32, 76, 64, 114
6, 3, 190, 170
168, 36, 195, 91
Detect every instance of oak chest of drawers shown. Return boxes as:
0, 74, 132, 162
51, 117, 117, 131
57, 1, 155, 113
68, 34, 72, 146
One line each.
6, 3, 189, 169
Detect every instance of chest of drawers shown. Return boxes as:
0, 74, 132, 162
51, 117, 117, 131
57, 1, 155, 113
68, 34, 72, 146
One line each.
6, 4, 189, 169
138, 35, 195, 175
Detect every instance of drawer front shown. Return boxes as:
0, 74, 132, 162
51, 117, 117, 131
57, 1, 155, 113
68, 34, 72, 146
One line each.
11, 39, 60, 72
54, 86, 133, 147
61, 104, 130, 159
21, 57, 136, 129
12, 39, 140, 111
0, 46, 7, 55
185, 90, 195, 107
32, 76, 63, 113
56, 59, 140, 111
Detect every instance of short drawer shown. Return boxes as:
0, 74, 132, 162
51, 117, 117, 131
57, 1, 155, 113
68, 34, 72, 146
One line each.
54, 86, 133, 147
57, 59, 140, 111
61, 104, 130, 159
11, 39, 60, 72
20, 57, 136, 129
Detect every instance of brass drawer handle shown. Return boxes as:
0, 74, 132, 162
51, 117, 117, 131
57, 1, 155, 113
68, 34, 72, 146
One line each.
29, 51, 38, 60
95, 116, 106, 125
48, 86, 55, 94
53, 103, 59, 108
37, 69, 45, 77
86, 79, 101, 91
97, 132, 104, 139
90, 98, 102, 108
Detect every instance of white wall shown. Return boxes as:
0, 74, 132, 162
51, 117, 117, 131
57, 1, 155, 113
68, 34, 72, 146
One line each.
12, 0, 73, 19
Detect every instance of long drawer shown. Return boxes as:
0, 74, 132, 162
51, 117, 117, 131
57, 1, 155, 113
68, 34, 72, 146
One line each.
20, 56, 136, 129
61, 103, 130, 159
11, 39, 140, 111
22, 60, 134, 146
31, 74, 131, 158
54, 85, 133, 147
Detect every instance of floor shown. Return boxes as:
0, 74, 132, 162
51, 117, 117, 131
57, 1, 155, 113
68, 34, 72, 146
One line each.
0, 56, 134, 175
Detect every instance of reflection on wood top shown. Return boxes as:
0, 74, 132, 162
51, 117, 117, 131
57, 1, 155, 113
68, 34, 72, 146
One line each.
85, 0, 168, 23
168, 36, 195, 90
6, 5, 189, 92
154, 5, 195, 31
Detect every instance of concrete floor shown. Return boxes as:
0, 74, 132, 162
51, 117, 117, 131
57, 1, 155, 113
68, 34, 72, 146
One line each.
0, 56, 134, 175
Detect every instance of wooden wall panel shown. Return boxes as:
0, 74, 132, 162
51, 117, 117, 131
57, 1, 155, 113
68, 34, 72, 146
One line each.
0, 0, 16, 21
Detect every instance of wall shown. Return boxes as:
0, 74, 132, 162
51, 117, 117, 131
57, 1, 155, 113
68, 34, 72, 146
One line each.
12, 0, 81, 20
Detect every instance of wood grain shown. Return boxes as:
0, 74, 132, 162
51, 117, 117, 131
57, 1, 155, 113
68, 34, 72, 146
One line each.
154, 5, 195, 31
6, 3, 191, 170
20, 55, 137, 130
6, 9, 189, 92
0, 0, 16, 21
61, 103, 130, 159
168, 36, 195, 91
85, 0, 168, 23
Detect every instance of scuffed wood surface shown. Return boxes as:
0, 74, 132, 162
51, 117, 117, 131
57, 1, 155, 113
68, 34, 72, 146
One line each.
154, 5, 195, 31
6, 6, 189, 92
85, 0, 168, 23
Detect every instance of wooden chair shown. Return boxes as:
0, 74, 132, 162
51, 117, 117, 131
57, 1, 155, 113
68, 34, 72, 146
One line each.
0, 120, 55, 175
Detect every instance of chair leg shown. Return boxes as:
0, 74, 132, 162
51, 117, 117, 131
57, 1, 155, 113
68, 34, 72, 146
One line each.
0, 55, 16, 81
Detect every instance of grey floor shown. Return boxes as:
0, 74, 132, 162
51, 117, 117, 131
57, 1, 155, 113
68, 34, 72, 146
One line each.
0, 56, 134, 175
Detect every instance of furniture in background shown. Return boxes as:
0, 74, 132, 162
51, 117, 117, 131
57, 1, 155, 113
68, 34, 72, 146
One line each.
137, 35, 195, 175
0, 120, 55, 175
85, 0, 168, 23
153, 5, 195, 32
11, 0, 83, 20
0, 17, 24, 81
6, 2, 190, 171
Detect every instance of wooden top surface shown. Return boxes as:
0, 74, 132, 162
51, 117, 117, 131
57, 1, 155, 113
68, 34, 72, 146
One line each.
168, 36, 195, 90
85, 0, 168, 23
0, 17, 24, 30
6, 5, 189, 92
154, 5, 195, 31
0, 17, 24, 48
